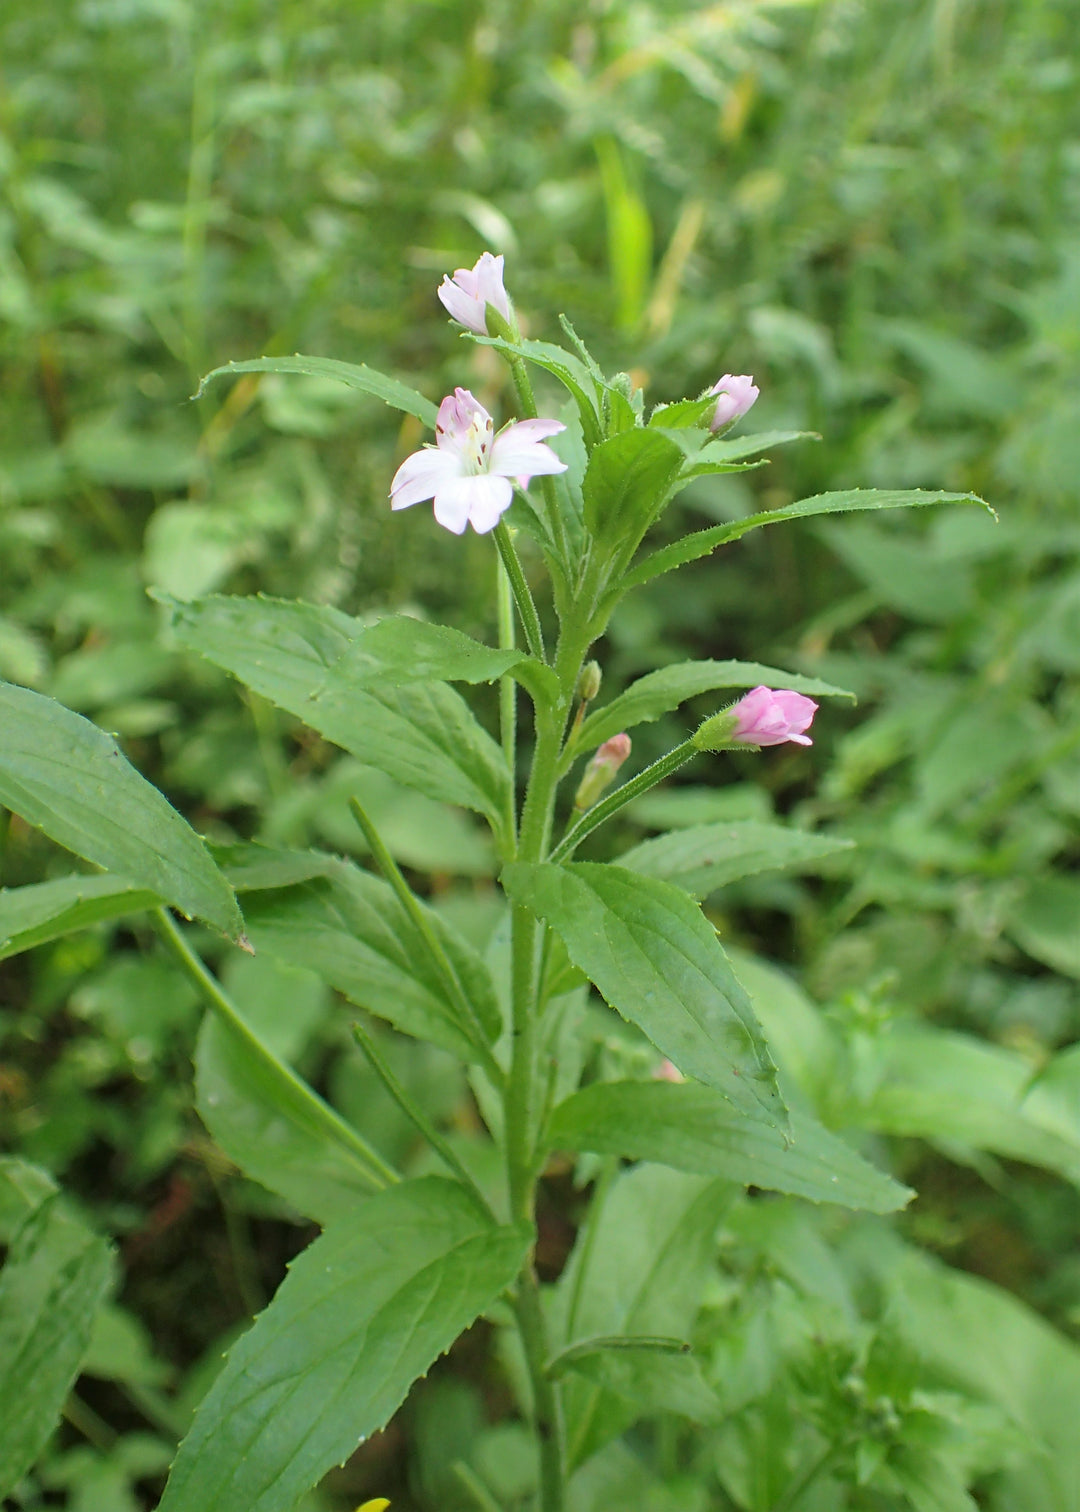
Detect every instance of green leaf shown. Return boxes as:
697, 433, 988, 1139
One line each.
556, 1343, 721, 1426
575, 659, 853, 754
0, 1157, 56, 1243
647, 395, 719, 429
0, 1182, 115, 1499
582, 428, 685, 549
618, 821, 854, 898
622, 489, 992, 591
163, 596, 511, 831
1008, 876, 1080, 979
473, 335, 602, 446
157, 1178, 530, 1512
502, 862, 785, 1130
241, 858, 501, 1061
193, 354, 439, 428
0, 681, 241, 938
550, 1166, 731, 1470
0, 874, 161, 961
677, 429, 818, 478
548, 1082, 911, 1213
195, 1011, 389, 1224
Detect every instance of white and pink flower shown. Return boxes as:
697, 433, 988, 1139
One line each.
390, 387, 567, 535
437, 252, 512, 336
709, 373, 759, 432
729, 686, 818, 747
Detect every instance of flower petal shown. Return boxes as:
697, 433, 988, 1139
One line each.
431, 478, 475, 534
463, 473, 514, 533
490, 424, 568, 481
390, 447, 459, 509
437, 278, 485, 334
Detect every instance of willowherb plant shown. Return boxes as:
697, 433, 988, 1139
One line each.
0, 254, 990, 1511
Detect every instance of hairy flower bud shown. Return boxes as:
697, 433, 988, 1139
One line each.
574, 733, 631, 812
693, 686, 818, 751
708, 373, 759, 432
578, 661, 602, 703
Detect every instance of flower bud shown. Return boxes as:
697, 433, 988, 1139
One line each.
693, 686, 818, 751
573, 733, 631, 812
436, 251, 512, 336
708, 373, 759, 432
577, 661, 602, 703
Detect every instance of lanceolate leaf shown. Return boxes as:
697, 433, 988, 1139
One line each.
574, 658, 853, 755
0, 874, 161, 961
157, 1179, 530, 1512
0, 1179, 115, 1500
548, 1081, 911, 1213
0, 682, 241, 938
502, 862, 786, 1130
240, 858, 502, 1061
618, 821, 854, 898
621, 488, 992, 591
163, 596, 511, 831
194, 354, 439, 428
473, 334, 602, 446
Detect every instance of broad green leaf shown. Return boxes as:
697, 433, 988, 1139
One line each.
582, 428, 684, 548
0, 1185, 115, 1499
618, 821, 854, 898
622, 489, 991, 591
241, 858, 502, 1060
1008, 876, 1080, 979
0, 681, 241, 938
502, 862, 785, 1130
0, 874, 160, 961
548, 1082, 910, 1212
214, 841, 341, 893
195, 1010, 388, 1224
157, 1178, 530, 1512
474, 335, 601, 446
550, 1165, 731, 1470
162, 596, 510, 831
575, 659, 853, 754
194, 354, 438, 428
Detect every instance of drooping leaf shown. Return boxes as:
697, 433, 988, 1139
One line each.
0, 1175, 115, 1500
241, 858, 502, 1061
621, 489, 992, 591
574, 658, 853, 755
157, 1179, 530, 1512
582, 428, 684, 550
502, 862, 785, 1130
0, 874, 161, 961
162, 596, 511, 832
548, 1081, 910, 1213
0, 681, 241, 938
618, 821, 854, 898
194, 354, 439, 428
195, 1010, 390, 1225
473, 334, 602, 446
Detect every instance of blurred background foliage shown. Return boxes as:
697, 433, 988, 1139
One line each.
2, 0, 1080, 1506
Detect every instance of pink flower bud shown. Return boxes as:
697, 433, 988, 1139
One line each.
574, 733, 631, 812
436, 252, 512, 336
730, 686, 817, 747
708, 373, 759, 432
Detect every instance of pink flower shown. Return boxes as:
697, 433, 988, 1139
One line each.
574, 732, 631, 812
709, 373, 759, 432
390, 387, 567, 535
437, 252, 512, 336
730, 686, 817, 747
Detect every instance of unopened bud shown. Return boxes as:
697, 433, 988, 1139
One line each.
573, 733, 631, 812
693, 686, 817, 752
578, 661, 602, 702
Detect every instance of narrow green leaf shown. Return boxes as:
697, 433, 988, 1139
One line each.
502, 862, 785, 1130
556, 1345, 721, 1426
549, 1082, 910, 1213
0, 681, 241, 938
0, 874, 161, 961
647, 395, 718, 429
546, 1335, 691, 1377
582, 428, 684, 547
473, 335, 602, 446
575, 658, 853, 754
623, 488, 992, 590
163, 596, 510, 830
0, 1157, 56, 1243
618, 821, 854, 898
241, 858, 502, 1061
195, 1012, 388, 1224
0, 1188, 115, 1499
193, 354, 439, 428
157, 1179, 531, 1512
680, 428, 818, 468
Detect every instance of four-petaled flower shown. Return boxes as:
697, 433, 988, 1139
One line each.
709, 373, 759, 431
390, 387, 567, 535
437, 252, 512, 336
730, 686, 818, 747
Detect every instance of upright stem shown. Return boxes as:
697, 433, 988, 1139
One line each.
494, 520, 546, 664
497, 554, 518, 855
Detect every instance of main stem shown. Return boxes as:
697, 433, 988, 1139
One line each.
503, 614, 595, 1512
